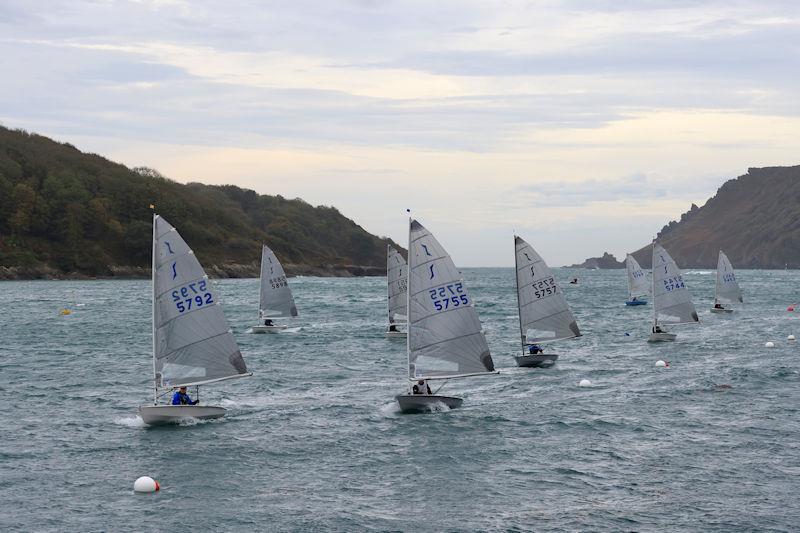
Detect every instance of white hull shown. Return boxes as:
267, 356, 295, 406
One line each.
648, 332, 677, 342
138, 405, 226, 425
514, 353, 559, 368
710, 307, 734, 314
385, 330, 407, 338
251, 324, 288, 334
395, 394, 463, 413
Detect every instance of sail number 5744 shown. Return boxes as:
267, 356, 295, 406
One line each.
430, 282, 469, 311
171, 280, 214, 313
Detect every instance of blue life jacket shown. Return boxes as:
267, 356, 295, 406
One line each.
172, 391, 194, 405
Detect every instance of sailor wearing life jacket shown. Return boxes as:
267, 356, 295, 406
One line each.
412, 379, 431, 395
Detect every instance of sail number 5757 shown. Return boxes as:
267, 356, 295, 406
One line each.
430, 283, 469, 311
171, 280, 214, 313
531, 277, 558, 299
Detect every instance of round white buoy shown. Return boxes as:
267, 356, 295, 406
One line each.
133, 476, 160, 493
655, 360, 667, 367
578, 379, 591, 387
765, 342, 775, 348
788, 335, 796, 341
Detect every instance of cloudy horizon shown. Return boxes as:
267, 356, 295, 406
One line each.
2, 0, 799, 266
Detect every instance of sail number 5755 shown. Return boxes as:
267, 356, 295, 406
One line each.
430, 283, 469, 311
171, 280, 214, 313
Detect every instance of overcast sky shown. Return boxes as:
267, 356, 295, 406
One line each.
2, 0, 799, 266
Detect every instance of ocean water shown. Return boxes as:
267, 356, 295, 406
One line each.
1, 268, 799, 532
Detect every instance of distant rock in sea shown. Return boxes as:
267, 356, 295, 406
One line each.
567, 252, 624, 269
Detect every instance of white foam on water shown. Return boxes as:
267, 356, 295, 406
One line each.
685, 271, 713, 275
282, 326, 302, 333
114, 415, 147, 429
378, 400, 401, 416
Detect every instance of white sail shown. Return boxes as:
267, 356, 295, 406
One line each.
259, 244, 298, 319
152, 214, 249, 389
652, 243, 699, 326
514, 236, 580, 344
715, 250, 743, 304
407, 219, 495, 379
626, 254, 649, 299
387, 245, 408, 325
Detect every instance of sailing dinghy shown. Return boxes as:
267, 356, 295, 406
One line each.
648, 243, 699, 342
513, 236, 581, 367
138, 214, 252, 425
396, 219, 497, 413
711, 250, 742, 314
625, 254, 648, 306
386, 245, 408, 338
252, 244, 298, 333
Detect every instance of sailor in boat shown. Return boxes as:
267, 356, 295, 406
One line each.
569, 278, 578, 284
412, 379, 432, 395
714, 303, 724, 310
388, 324, 398, 332
264, 318, 274, 326
528, 344, 543, 355
652, 325, 664, 334
172, 386, 199, 406
631, 296, 638, 302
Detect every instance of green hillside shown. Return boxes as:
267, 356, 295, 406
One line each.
0, 126, 398, 278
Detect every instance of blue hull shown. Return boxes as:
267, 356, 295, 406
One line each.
625, 300, 647, 306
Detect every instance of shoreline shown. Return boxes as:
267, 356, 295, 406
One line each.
0, 263, 385, 281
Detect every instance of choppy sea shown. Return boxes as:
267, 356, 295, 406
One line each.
1, 268, 799, 531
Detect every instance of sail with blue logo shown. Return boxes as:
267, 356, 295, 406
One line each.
514, 235, 580, 343
387, 245, 408, 326
626, 253, 649, 300
152, 214, 249, 389
714, 250, 743, 305
652, 243, 699, 325
406, 219, 495, 379
259, 244, 298, 319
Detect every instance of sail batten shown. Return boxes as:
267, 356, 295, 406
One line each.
152, 214, 249, 390
406, 219, 495, 379
652, 243, 699, 326
387, 245, 408, 325
514, 235, 581, 345
258, 244, 298, 319
715, 250, 743, 304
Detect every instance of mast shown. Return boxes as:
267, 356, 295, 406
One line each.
514, 235, 525, 357
387, 243, 391, 326
405, 216, 411, 381
651, 242, 657, 329
258, 244, 264, 319
151, 212, 157, 405
714, 250, 721, 304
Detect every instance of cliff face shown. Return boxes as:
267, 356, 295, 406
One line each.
0, 126, 399, 279
631, 166, 800, 268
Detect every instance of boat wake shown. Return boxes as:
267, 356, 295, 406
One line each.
113, 415, 147, 429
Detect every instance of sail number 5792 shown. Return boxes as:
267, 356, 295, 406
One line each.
430, 283, 469, 311
171, 280, 214, 313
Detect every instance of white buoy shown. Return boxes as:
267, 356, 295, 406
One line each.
655, 360, 667, 367
134, 476, 160, 493
578, 379, 591, 387
765, 342, 775, 348
788, 335, 796, 341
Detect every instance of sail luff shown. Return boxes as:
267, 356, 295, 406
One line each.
652, 243, 657, 326
406, 219, 411, 374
